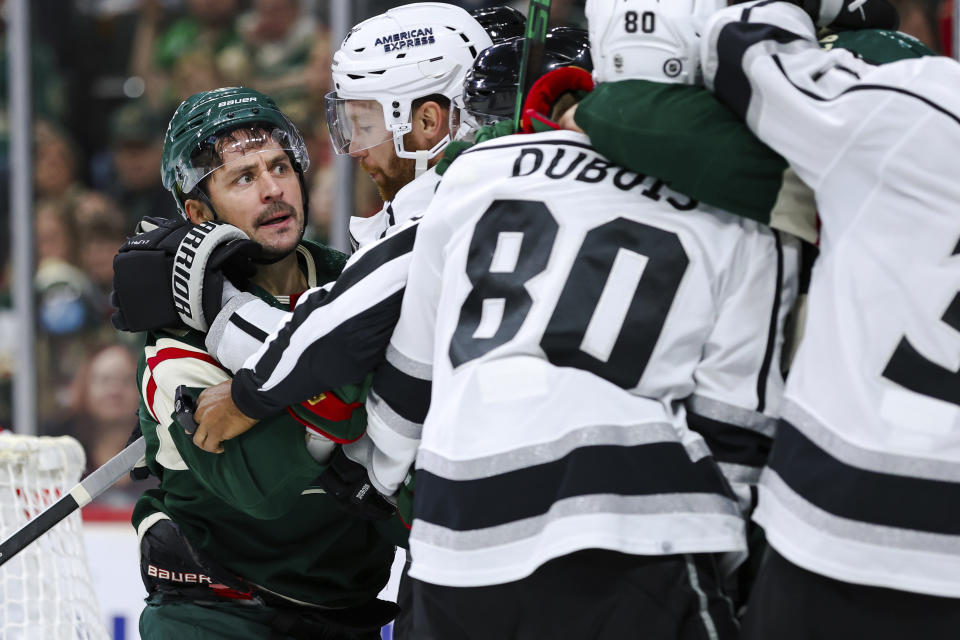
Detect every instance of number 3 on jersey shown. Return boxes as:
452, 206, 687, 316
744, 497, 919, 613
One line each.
882, 238, 960, 406
449, 199, 688, 389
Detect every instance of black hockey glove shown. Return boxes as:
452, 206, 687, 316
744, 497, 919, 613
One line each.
111, 217, 261, 333
318, 447, 397, 521
792, 0, 899, 30
140, 518, 252, 601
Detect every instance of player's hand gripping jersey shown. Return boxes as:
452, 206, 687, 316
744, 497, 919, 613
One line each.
357, 130, 798, 587
703, 0, 960, 597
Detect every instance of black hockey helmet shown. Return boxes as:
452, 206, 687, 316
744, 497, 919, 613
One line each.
462, 27, 592, 124
470, 5, 527, 44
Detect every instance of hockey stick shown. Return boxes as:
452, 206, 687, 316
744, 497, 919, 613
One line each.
513, 0, 553, 129
0, 435, 146, 568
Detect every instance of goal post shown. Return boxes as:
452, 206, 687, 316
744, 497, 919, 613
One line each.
0, 433, 108, 639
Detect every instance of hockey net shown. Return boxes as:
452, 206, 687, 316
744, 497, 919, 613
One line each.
0, 433, 108, 639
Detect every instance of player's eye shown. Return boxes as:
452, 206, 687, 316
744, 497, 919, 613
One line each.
235, 173, 254, 185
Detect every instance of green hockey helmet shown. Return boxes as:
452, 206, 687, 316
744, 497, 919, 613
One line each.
161, 86, 310, 216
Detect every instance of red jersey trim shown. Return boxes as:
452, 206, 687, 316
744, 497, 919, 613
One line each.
144, 347, 229, 422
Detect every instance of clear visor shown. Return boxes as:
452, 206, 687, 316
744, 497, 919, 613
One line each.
169, 124, 309, 195
325, 92, 395, 155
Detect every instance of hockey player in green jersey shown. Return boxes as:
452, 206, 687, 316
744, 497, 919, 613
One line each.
123, 87, 397, 640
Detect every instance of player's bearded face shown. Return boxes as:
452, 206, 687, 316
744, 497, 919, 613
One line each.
207, 135, 306, 261
344, 101, 415, 201
359, 140, 415, 202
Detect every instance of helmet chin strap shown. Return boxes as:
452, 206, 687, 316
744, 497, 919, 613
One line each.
398, 134, 451, 179
414, 149, 430, 178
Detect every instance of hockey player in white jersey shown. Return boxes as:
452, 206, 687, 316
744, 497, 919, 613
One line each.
175, 2, 492, 407
332, 0, 798, 636
327, 3, 493, 250
696, 1, 960, 638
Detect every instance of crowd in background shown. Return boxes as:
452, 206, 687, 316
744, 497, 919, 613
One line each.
0, 0, 946, 505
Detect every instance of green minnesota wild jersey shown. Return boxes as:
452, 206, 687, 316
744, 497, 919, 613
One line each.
132, 240, 395, 607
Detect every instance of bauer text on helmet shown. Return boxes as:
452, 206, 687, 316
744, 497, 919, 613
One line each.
161, 86, 310, 219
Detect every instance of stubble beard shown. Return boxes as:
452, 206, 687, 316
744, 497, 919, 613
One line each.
366, 153, 416, 203
254, 201, 305, 262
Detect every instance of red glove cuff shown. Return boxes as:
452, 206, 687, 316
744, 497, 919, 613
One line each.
521, 66, 594, 134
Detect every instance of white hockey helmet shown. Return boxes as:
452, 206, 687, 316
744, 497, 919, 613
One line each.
585, 0, 725, 85
326, 2, 493, 164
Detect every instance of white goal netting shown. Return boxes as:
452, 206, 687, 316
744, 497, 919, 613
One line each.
0, 433, 108, 639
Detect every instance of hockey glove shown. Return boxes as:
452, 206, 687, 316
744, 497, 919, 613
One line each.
140, 518, 253, 601
520, 66, 594, 134
111, 217, 260, 333
792, 0, 899, 30
317, 447, 397, 521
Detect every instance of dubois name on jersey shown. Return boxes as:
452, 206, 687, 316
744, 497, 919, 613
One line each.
365, 130, 798, 587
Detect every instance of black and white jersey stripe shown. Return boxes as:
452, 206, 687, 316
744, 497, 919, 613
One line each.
231, 221, 420, 419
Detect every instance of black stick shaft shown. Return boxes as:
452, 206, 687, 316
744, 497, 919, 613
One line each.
514, 0, 553, 129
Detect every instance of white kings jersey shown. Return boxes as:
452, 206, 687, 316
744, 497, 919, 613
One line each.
348, 167, 441, 250
362, 129, 799, 588
704, 1, 960, 597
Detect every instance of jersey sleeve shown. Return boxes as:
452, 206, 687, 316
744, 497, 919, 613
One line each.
685, 226, 800, 515
230, 220, 420, 420
139, 334, 326, 520
203, 286, 372, 442
574, 79, 789, 224
700, 1, 874, 192
344, 210, 448, 498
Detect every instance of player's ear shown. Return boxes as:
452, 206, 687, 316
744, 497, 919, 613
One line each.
184, 199, 214, 225
414, 100, 448, 143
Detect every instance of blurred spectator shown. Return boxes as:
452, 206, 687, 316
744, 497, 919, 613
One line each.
303, 28, 333, 110
73, 193, 131, 317
106, 100, 172, 226
131, 0, 247, 109
46, 342, 149, 505
35, 200, 79, 267
32, 191, 132, 424
237, 0, 317, 120
34, 120, 85, 207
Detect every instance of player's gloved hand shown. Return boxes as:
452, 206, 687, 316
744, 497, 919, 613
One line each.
111, 216, 261, 332
792, 0, 898, 30
521, 66, 594, 134
318, 447, 397, 521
